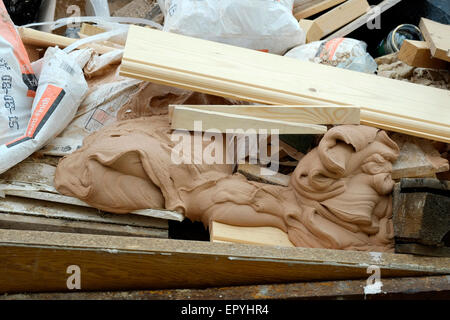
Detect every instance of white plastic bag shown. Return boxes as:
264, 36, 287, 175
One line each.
285, 38, 378, 73
0, 47, 89, 174
162, 0, 305, 55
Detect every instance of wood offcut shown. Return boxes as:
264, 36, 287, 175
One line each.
398, 40, 448, 69
419, 18, 450, 63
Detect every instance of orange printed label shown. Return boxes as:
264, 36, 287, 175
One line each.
320, 38, 345, 60
5, 134, 26, 146
26, 85, 63, 138
6, 85, 65, 148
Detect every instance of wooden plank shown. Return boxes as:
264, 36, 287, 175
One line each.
294, 0, 347, 20
171, 106, 327, 134
1, 187, 183, 222
398, 40, 448, 69
0, 161, 184, 222
170, 105, 360, 125
211, 221, 294, 247
3, 275, 448, 299
303, 0, 371, 42
419, 18, 450, 62
0, 196, 168, 229
237, 163, 291, 187
120, 26, 450, 142
1, 187, 94, 208
18, 27, 114, 54
324, 0, 402, 40
0, 212, 168, 238
0, 229, 449, 293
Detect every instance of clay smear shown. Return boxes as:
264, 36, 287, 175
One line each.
55, 116, 399, 252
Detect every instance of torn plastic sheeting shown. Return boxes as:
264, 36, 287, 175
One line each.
84, 49, 123, 79
161, 0, 305, 55
63, 28, 126, 54
0, 47, 89, 174
285, 38, 378, 74
21, 15, 163, 36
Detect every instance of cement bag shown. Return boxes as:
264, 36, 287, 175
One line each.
0, 47, 89, 174
0, 1, 38, 145
162, 0, 305, 54
285, 38, 378, 73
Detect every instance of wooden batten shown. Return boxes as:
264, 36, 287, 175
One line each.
171, 106, 327, 134
170, 104, 360, 125
324, 0, 403, 40
398, 40, 448, 69
301, 0, 370, 43
120, 26, 450, 142
419, 18, 450, 63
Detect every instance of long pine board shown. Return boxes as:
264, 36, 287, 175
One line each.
170, 105, 360, 124
120, 26, 450, 142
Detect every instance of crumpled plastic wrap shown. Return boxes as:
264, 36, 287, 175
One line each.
161, 0, 305, 54
285, 38, 378, 73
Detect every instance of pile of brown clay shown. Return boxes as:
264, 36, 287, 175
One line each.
55, 116, 400, 252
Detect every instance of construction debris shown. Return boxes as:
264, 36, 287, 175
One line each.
376, 52, 450, 90
112, 0, 163, 25
0, 0, 448, 300
285, 37, 378, 73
